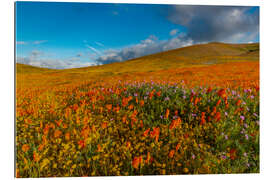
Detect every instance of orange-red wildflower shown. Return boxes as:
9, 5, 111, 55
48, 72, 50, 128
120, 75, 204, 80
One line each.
169, 149, 175, 158
22, 144, 30, 153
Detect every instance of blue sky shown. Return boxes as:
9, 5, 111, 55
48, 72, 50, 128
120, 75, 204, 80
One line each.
16, 2, 259, 69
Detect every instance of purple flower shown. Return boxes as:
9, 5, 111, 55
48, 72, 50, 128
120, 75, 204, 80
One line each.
225, 135, 228, 140
160, 115, 163, 119
221, 155, 227, 160
225, 112, 228, 116
221, 132, 224, 136
253, 113, 258, 117
250, 95, 254, 99
144, 96, 148, 100
245, 134, 249, 140
240, 115, 245, 121
246, 163, 250, 167
192, 113, 197, 117
192, 154, 195, 159
183, 96, 186, 99
164, 97, 170, 101
244, 123, 248, 128
134, 93, 138, 97
243, 152, 247, 157
232, 90, 236, 96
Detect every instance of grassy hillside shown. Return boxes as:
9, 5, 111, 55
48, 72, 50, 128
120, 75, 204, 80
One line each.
16, 42, 259, 89
17, 42, 259, 75
67, 42, 259, 74
16, 63, 55, 74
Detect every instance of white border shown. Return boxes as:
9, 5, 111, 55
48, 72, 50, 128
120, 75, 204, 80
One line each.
1, 0, 269, 180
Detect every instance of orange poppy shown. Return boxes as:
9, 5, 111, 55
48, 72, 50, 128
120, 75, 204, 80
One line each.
169, 149, 175, 158
200, 112, 206, 125
140, 100, 144, 107
54, 130, 62, 138
176, 143, 181, 151
65, 132, 70, 141
101, 122, 108, 129
215, 112, 221, 122
78, 140, 85, 149
165, 109, 170, 119
22, 144, 30, 153
143, 128, 150, 137
236, 99, 241, 106
216, 99, 221, 106
33, 151, 40, 162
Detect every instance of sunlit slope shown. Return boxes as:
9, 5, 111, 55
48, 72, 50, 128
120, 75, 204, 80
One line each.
17, 42, 259, 74
16, 63, 55, 73
68, 42, 259, 74
16, 42, 259, 89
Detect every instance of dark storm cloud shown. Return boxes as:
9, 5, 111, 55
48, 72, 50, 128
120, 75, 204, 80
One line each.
167, 5, 259, 43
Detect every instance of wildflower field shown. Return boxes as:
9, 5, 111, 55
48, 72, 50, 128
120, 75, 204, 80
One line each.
16, 44, 259, 177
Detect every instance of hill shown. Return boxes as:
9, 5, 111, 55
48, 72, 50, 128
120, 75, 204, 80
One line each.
64, 42, 259, 74
17, 42, 259, 74
16, 63, 55, 74
16, 42, 259, 89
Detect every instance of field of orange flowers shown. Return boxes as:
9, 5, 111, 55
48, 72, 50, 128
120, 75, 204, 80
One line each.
16, 61, 259, 177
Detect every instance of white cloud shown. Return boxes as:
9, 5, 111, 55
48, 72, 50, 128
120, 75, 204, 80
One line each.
169, 29, 179, 36
86, 45, 102, 55
95, 42, 105, 47
16, 41, 27, 45
95, 34, 193, 64
33, 40, 48, 45
16, 50, 97, 69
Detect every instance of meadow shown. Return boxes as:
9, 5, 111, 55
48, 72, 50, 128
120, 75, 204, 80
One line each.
16, 43, 259, 177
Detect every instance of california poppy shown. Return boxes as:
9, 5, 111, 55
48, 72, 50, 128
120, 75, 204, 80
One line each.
22, 144, 30, 153
169, 149, 175, 158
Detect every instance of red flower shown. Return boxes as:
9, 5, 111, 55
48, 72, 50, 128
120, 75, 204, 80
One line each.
215, 112, 221, 122
143, 128, 150, 137
229, 149, 237, 160
200, 112, 206, 125
216, 99, 222, 106
169, 149, 175, 158
236, 99, 241, 106
217, 89, 226, 98
78, 140, 85, 149
207, 87, 212, 93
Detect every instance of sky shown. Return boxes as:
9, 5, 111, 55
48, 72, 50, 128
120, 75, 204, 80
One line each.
15, 1, 259, 69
